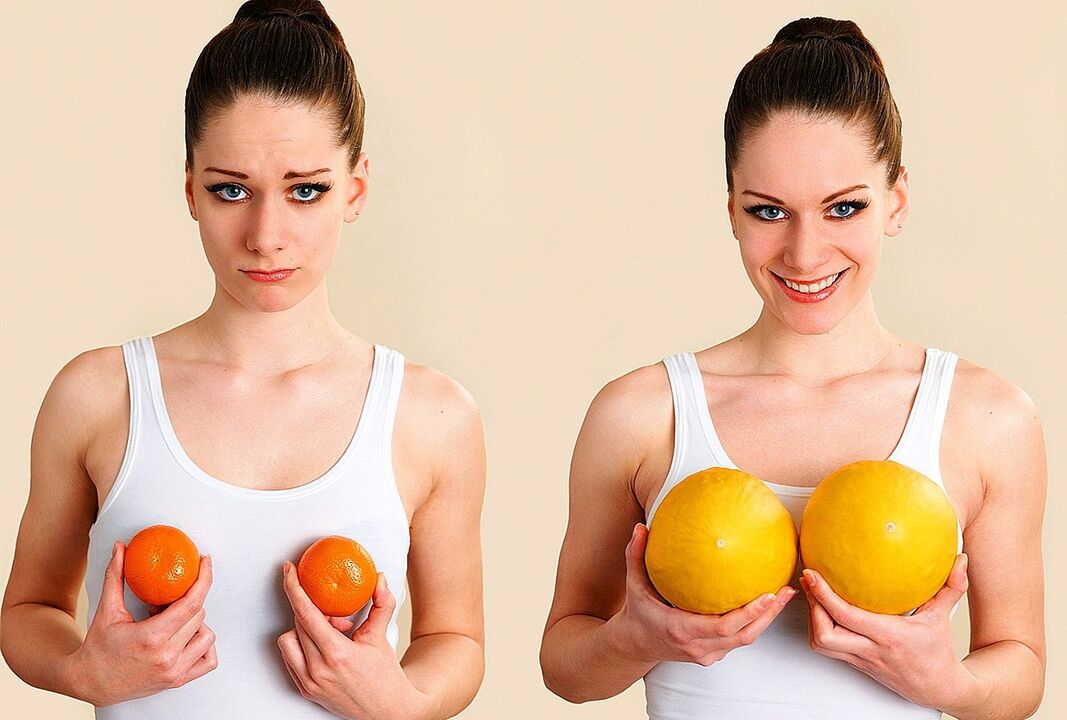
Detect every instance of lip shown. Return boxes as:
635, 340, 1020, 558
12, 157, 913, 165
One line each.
772, 269, 847, 304
243, 268, 296, 283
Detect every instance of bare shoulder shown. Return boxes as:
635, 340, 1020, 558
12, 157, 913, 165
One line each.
393, 358, 485, 506
36, 345, 127, 457
397, 359, 483, 444
949, 355, 1045, 491
573, 360, 674, 503
584, 360, 673, 440
951, 356, 1042, 440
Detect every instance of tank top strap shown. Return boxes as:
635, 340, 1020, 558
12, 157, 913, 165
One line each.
888, 348, 959, 492
362, 345, 405, 467
122, 337, 158, 421
648, 353, 725, 521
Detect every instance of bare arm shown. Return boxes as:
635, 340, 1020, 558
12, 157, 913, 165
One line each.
274, 361, 487, 720
1, 348, 217, 705
1, 350, 114, 699
940, 373, 1047, 719
396, 366, 487, 718
540, 368, 794, 703
799, 367, 1047, 719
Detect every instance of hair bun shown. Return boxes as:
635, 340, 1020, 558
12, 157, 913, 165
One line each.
772, 16, 869, 48
233, 0, 341, 39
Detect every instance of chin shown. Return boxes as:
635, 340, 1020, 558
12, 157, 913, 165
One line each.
776, 307, 845, 336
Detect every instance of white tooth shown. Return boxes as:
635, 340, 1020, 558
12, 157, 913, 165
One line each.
799, 283, 812, 293
817, 278, 830, 291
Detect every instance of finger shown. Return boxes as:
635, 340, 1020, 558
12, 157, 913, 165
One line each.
329, 616, 356, 633
726, 587, 798, 645
915, 553, 969, 617
706, 586, 795, 636
170, 607, 207, 648
295, 615, 326, 666
801, 569, 887, 640
278, 629, 311, 688
624, 523, 659, 598
180, 642, 219, 686
101, 541, 132, 622
354, 573, 394, 639
147, 604, 164, 618
282, 561, 342, 650
804, 584, 878, 656
146, 555, 213, 635
282, 654, 313, 700
177, 623, 216, 670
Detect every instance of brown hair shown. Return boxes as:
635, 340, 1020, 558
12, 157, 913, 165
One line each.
724, 17, 902, 192
184, 0, 365, 172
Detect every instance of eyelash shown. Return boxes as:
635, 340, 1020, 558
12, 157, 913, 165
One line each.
204, 182, 334, 205
742, 198, 870, 223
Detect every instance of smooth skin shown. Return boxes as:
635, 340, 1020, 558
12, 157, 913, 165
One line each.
1, 95, 486, 720
540, 112, 1046, 718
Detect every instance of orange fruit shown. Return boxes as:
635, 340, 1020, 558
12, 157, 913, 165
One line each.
297, 535, 377, 617
800, 460, 958, 615
645, 467, 798, 615
124, 525, 201, 605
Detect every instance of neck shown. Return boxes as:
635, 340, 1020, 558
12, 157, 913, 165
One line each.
739, 292, 900, 386
189, 280, 352, 376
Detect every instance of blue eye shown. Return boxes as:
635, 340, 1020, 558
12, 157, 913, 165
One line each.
212, 184, 248, 202
204, 182, 333, 205
293, 184, 326, 203
829, 199, 869, 218
744, 205, 787, 221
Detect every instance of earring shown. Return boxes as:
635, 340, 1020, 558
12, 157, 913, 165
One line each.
897, 223, 902, 228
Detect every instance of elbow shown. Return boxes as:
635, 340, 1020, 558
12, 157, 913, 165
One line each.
539, 650, 596, 705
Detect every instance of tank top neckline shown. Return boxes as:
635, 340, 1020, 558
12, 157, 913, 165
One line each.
690, 347, 940, 498
142, 334, 386, 500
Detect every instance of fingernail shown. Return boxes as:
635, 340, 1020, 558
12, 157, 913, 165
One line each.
112, 541, 118, 556
759, 593, 775, 609
782, 588, 797, 603
802, 570, 816, 588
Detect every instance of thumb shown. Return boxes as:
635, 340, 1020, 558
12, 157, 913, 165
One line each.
917, 553, 969, 616
355, 573, 395, 640
100, 541, 132, 622
624, 523, 655, 592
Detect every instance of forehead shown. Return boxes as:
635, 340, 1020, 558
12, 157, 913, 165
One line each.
733, 112, 880, 202
196, 94, 342, 172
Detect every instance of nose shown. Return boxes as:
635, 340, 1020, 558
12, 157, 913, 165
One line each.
244, 194, 288, 256
781, 214, 830, 274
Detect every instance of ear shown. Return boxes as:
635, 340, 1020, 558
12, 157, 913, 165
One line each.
884, 165, 909, 237
184, 160, 199, 222
344, 152, 370, 223
727, 192, 738, 240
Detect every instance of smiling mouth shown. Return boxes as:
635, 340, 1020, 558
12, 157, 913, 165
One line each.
772, 270, 847, 294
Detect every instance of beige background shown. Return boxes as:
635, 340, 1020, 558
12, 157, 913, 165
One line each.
1, 1, 1062, 718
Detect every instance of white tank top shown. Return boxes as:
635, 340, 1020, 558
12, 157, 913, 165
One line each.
85, 336, 411, 718
643, 347, 964, 720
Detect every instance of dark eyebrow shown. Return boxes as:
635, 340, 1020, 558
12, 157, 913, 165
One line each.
202, 167, 332, 180
741, 184, 871, 205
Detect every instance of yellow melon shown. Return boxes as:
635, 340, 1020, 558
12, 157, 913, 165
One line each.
800, 460, 958, 615
645, 467, 798, 615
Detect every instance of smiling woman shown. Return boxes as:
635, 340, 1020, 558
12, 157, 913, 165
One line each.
540, 15, 1047, 720
0, 2, 486, 719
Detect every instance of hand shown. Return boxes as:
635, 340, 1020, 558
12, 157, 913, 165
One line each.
613, 523, 797, 667
801, 553, 977, 709
63, 541, 217, 706
277, 563, 434, 720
